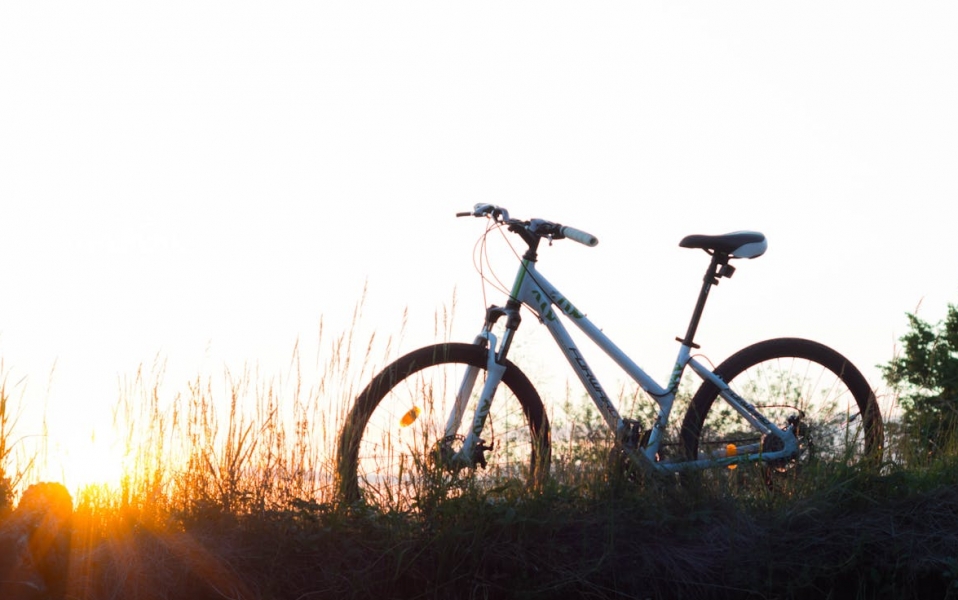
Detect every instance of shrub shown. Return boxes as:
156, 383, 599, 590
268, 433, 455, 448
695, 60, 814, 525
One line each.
882, 304, 958, 457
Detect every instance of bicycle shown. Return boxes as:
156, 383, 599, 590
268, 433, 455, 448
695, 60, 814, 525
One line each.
336, 204, 883, 507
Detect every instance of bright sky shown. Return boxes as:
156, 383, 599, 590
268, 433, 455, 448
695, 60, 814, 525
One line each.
2, 3, 956, 489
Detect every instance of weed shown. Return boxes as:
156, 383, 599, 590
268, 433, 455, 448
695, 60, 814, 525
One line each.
1, 306, 958, 598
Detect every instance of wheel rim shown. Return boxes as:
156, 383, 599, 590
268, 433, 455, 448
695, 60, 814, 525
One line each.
695, 355, 878, 487
348, 359, 541, 510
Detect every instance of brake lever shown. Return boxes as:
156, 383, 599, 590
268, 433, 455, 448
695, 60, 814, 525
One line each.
457, 204, 510, 222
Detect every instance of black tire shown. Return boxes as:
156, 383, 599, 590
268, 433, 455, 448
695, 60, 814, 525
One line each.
680, 338, 883, 485
336, 343, 550, 508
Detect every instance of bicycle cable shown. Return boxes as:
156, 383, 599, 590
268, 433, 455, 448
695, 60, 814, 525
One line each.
472, 220, 520, 307
646, 352, 718, 400
480, 218, 721, 410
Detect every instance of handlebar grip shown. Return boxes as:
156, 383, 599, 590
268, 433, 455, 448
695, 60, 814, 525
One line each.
561, 226, 599, 247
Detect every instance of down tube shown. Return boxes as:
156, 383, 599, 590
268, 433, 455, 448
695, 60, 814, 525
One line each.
518, 271, 673, 430
538, 314, 622, 432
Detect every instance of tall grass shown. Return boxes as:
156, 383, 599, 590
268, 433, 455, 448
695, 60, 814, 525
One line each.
0, 363, 40, 514
94, 316, 396, 524
3, 310, 958, 598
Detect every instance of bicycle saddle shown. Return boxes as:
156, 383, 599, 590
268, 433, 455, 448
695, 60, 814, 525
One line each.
679, 231, 767, 259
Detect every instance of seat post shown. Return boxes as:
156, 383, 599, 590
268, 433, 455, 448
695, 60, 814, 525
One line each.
677, 252, 730, 349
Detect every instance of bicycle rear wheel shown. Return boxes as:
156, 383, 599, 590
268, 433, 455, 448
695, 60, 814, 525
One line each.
681, 338, 883, 489
336, 343, 550, 509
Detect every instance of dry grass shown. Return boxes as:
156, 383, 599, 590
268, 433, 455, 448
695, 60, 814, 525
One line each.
8, 466, 957, 600
1, 309, 958, 598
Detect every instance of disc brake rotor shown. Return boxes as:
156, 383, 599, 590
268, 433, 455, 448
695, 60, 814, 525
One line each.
427, 435, 493, 473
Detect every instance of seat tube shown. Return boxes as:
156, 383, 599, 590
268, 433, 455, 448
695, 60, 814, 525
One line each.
678, 253, 725, 347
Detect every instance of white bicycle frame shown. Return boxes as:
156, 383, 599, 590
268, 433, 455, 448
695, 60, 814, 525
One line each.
448, 256, 800, 473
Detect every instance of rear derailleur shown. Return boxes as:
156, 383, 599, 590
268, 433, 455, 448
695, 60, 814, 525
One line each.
762, 412, 809, 483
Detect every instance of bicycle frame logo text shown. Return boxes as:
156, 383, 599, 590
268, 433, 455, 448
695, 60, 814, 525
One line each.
531, 290, 584, 322
568, 346, 617, 417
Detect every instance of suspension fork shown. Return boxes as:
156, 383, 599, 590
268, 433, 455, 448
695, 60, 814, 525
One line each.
446, 302, 522, 467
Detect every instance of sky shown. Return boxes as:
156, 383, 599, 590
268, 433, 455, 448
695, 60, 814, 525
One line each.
1, 2, 956, 489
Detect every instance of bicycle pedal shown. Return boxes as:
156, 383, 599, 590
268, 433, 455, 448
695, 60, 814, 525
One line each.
620, 419, 647, 449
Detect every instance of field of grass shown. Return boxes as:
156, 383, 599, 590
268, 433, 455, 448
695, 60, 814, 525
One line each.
9, 464, 958, 600
2, 320, 958, 600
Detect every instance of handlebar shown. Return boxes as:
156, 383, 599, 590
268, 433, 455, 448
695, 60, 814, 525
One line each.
457, 204, 599, 248
560, 226, 599, 247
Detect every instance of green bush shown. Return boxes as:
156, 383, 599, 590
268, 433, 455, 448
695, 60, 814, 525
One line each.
882, 304, 958, 457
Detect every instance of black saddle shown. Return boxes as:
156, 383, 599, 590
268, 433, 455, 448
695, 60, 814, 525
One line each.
679, 231, 767, 259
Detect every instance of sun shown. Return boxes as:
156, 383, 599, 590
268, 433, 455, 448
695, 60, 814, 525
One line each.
45, 427, 130, 495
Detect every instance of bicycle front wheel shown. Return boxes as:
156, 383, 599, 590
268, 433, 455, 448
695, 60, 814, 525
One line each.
680, 338, 883, 487
336, 343, 550, 509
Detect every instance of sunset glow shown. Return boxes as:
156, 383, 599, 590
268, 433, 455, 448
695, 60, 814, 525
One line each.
45, 429, 129, 496
1, 3, 956, 507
